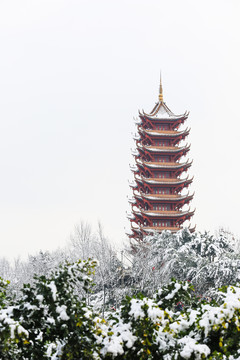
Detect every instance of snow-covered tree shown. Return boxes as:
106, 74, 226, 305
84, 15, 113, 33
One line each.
129, 228, 240, 297
68, 222, 122, 311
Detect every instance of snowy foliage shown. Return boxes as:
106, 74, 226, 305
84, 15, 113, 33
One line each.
129, 228, 240, 297
1, 261, 240, 359
0, 258, 100, 359
0, 222, 121, 308
0, 224, 240, 358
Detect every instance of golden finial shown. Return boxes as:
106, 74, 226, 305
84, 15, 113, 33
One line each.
159, 72, 163, 102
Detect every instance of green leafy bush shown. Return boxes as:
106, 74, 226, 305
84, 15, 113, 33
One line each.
1, 260, 240, 359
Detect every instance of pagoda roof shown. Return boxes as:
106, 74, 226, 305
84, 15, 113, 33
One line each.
137, 159, 192, 170
139, 127, 190, 138
141, 144, 190, 153
133, 209, 195, 218
139, 101, 188, 121
138, 175, 193, 186
135, 192, 194, 202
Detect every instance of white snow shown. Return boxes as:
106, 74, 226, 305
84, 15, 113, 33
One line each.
165, 283, 181, 300
178, 337, 210, 359
36, 294, 44, 305
48, 281, 57, 301
129, 298, 145, 319
56, 305, 69, 321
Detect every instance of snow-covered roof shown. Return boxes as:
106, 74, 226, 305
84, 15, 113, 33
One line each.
126, 212, 135, 220
139, 127, 190, 138
135, 192, 194, 202
139, 101, 188, 121
128, 180, 137, 188
142, 144, 190, 153
137, 159, 192, 169
131, 149, 139, 156
133, 209, 194, 218
140, 176, 193, 185
128, 197, 137, 204
141, 209, 193, 218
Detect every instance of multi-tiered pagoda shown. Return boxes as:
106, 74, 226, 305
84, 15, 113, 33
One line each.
128, 78, 195, 240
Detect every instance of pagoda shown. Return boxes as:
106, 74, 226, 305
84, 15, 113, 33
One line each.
128, 77, 195, 240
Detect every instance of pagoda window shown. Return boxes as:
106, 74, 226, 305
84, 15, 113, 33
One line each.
153, 204, 170, 211
153, 188, 170, 194
157, 172, 170, 178
157, 124, 169, 131
155, 140, 169, 146
158, 156, 169, 162
156, 140, 169, 146
160, 204, 170, 211
162, 188, 170, 194
159, 220, 171, 227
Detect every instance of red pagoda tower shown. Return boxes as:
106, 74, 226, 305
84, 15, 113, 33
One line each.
128, 78, 195, 240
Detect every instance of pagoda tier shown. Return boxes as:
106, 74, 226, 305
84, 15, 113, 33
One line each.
128, 78, 195, 240
137, 128, 190, 146
132, 161, 192, 179
131, 192, 194, 211
130, 209, 194, 223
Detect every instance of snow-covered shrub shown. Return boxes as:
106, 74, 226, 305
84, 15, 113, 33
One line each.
0, 259, 100, 359
2, 256, 240, 358
99, 280, 240, 359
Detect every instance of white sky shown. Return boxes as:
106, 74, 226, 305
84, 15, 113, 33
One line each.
0, 0, 239, 259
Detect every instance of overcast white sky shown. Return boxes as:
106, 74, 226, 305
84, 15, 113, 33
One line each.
0, 0, 239, 259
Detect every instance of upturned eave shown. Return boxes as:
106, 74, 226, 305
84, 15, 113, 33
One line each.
139, 127, 190, 138
141, 144, 190, 154
140, 176, 193, 186
138, 159, 192, 170
139, 209, 195, 218
135, 192, 194, 203
138, 100, 188, 120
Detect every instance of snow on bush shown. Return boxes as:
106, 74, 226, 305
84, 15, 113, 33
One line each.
1, 256, 240, 358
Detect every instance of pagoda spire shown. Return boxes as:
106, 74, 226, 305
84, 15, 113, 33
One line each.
159, 72, 163, 102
